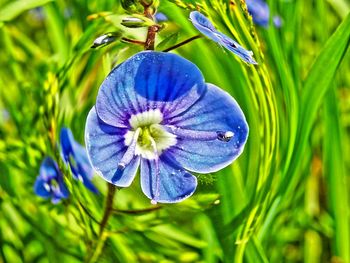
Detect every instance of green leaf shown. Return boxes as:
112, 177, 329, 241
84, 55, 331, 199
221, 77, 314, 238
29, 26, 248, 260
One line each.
281, 12, 350, 195
324, 88, 350, 262
0, 0, 53, 22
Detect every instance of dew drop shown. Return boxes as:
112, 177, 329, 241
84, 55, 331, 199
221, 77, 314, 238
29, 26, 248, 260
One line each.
217, 131, 234, 142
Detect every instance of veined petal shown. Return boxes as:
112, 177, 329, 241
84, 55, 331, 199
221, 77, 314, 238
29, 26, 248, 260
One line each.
215, 32, 257, 65
190, 11, 257, 64
189, 11, 220, 42
96, 51, 206, 128
85, 107, 139, 187
140, 156, 197, 203
166, 84, 249, 173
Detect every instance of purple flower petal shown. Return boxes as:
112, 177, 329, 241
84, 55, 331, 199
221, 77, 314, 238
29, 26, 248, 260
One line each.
140, 156, 197, 203
95, 51, 206, 128
85, 108, 140, 187
60, 127, 98, 193
34, 157, 69, 203
165, 84, 248, 173
190, 11, 257, 64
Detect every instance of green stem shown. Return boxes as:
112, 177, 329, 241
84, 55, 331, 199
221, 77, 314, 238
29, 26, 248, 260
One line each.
99, 184, 117, 236
121, 37, 145, 46
112, 206, 161, 215
86, 184, 116, 263
162, 35, 202, 52
142, 1, 158, 50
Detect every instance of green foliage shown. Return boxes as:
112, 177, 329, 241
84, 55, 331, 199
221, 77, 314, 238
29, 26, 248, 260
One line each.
0, 0, 349, 262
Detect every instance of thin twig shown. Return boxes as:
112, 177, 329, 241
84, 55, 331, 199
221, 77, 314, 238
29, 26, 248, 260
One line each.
142, 0, 158, 50
78, 200, 100, 224
86, 184, 116, 263
162, 35, 202, 52
121, 37, 145, 46
99, 184, 117, 236
112, 206, 162, 215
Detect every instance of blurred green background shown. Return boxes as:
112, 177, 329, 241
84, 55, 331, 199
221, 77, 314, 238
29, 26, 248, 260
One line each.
0, 0, 349, 262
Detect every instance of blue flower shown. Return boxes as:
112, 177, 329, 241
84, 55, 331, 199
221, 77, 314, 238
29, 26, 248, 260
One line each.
60, 127, 98, 193
189, 11, 257, 65
246, 0, 282, 28
34, 157, 69, 204
155, 12, 168, 23
246, 0, 270, 27
85, 51, 249, 204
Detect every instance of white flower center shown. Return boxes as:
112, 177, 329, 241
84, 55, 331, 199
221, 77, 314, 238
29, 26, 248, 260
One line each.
124, 109, 177, 159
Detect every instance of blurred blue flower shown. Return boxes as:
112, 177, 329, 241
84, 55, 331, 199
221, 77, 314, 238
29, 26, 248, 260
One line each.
189, 11, 257, 64
60, 128, 98, 193
155, 12, 168, 23
246, 0, 282, 28
85, 51, 249, 204
34, 157, 69, 204
246, 0, 269, 27
273, 15, 283, 28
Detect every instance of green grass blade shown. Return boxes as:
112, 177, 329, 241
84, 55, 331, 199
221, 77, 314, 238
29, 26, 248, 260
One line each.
0, 0, 53, 22
323, 88, 350, 262
281, 12, 350, 195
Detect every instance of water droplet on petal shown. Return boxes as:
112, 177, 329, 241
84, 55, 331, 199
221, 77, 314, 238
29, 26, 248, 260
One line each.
216, 131, 234, 142
151, 199, 157, 205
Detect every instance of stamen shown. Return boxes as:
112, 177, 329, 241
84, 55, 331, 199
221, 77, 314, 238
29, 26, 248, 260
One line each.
111, 128, 141, 183
163, 125, 234, 142
149, 136, 160, 205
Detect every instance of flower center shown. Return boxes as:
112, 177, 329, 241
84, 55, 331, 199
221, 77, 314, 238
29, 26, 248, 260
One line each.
124, 109, 177, 159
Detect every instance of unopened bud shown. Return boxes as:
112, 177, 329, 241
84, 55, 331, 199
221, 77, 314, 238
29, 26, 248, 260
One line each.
121, 16, 155, 28
91, 33, 118, 48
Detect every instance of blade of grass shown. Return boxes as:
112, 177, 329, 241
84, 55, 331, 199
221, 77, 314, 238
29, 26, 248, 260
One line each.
0, 0, 53, 22
323, 87, 350, 262
281, 12, 350, 197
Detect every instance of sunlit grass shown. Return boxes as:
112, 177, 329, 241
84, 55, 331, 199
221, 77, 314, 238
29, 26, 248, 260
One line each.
0, 0, 349, 262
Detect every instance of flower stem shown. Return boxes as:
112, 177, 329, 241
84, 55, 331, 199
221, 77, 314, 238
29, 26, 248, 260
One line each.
142, 1, 158, 50
121, 37, 145, 46
113, 205, 161, 215
99, 183, 117, 236
86, 184, 116, 263
162, 35, 202, 52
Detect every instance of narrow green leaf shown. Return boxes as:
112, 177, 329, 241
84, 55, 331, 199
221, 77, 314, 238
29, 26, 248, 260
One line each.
0, 0, 53, 22
281, 12, 350, 195
324, 88, 350, 262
